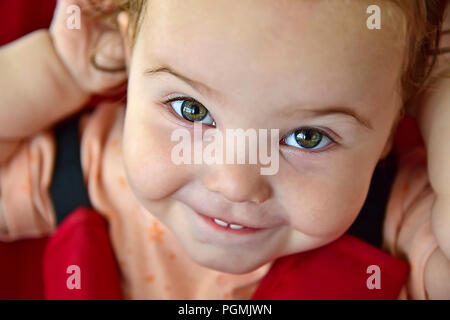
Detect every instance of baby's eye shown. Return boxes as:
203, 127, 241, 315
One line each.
283, 128, 333, 151
169, 98, 215, 126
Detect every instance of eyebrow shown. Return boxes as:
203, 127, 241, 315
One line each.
144, 66, 222, 100
284, 106, 374, 130
144, 65, 373, 130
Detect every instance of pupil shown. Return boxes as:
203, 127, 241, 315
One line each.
186, 106, 198, 114
295, 129, 321, 148
181, 101, 207, 122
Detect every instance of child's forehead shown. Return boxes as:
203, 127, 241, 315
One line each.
136, 0, 406, 111
142, 0, 406, 43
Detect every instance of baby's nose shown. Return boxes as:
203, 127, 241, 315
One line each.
202, 164, 272, 204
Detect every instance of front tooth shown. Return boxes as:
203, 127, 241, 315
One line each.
214, 218, 228, 227
229, 224, 244, 229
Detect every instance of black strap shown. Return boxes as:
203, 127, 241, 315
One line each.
49, 111, 92, 225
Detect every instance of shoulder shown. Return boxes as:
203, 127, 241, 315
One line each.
79, 102, 137, 219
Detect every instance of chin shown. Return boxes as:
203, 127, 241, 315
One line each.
187, 247, 267, 274
202, 260, 262, 274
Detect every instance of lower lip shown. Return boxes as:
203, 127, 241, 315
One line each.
196, 212, 266, 235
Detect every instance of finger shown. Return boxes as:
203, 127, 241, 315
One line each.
431, 195, 450, 260
397, 184, 435, 256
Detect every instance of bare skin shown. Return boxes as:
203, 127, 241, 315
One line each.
416, 10, 450, 298
0, 0, 448, 298
121, 0, 405, 273
0, 0, 126, 161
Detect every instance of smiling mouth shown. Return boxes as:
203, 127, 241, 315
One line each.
195, 212, 266, 234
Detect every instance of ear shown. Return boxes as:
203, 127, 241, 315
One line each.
117, 11, 132, 69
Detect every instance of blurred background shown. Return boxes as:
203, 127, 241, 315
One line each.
0, 0, 56, 46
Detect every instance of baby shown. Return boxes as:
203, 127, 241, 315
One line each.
0, 0, 449, 299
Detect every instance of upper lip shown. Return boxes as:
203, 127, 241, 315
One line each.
196, 211, 283, 229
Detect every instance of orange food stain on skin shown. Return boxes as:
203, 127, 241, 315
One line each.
20, 179, 31, 194
145, 274, 155, 283
118, 176, 127, 188
169, 253, 176, 260
110, 138, 122, 155
223, 292, 231, 299
110, 138, 119, 148
149, 221, 165, 242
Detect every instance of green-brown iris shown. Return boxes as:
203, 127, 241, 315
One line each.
295, 128, 322, 148
181, 100, 208, 122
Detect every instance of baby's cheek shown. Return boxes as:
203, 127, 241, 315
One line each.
281, 167, 370, 239
122, 114, 191, 202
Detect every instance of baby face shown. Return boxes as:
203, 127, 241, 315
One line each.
122, 0, 407, 273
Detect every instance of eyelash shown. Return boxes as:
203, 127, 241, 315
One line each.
161, 95, 339, 153
280, 127, 337, 154
163, 95, 216, 126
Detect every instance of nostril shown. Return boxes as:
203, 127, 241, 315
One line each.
250, 185, 272, 204
203, 173, 272, 204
